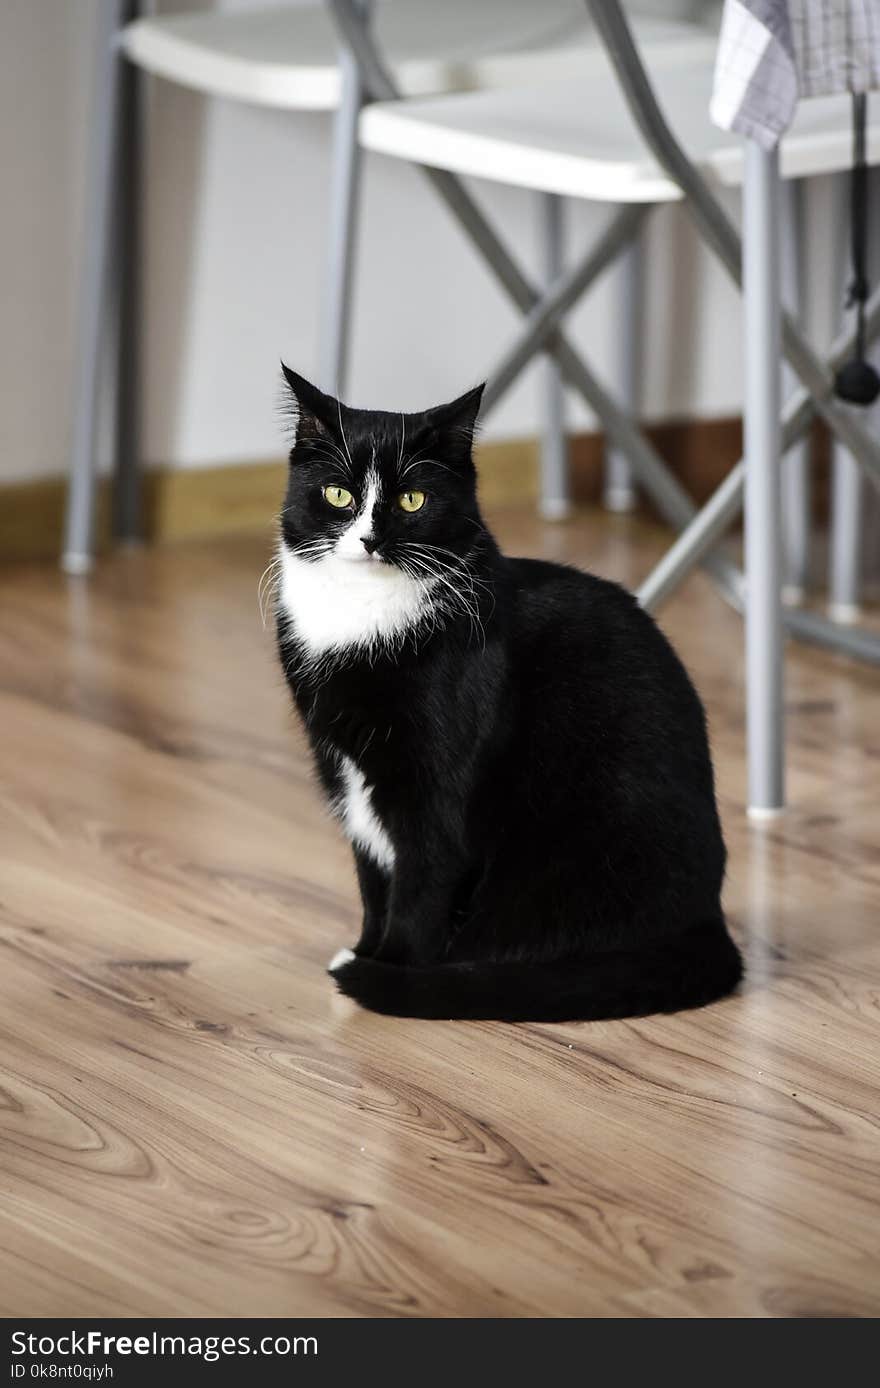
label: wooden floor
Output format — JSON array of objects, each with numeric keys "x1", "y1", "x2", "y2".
[{"x1": 1, "y1": 506, "x2": 879, "y2": 1319}]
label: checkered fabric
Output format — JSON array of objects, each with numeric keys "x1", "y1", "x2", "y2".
[{"x1": 711, "y1": 0, "x2": 880, "y2": 148}]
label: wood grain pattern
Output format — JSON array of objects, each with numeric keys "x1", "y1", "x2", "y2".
[{"x1": 1, "y1": 506, "x2": 879, "y2": 1318}]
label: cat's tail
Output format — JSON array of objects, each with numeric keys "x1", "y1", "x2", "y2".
[{"x1": 327, "y1": 920, "x2": 742, "y2": 1022}]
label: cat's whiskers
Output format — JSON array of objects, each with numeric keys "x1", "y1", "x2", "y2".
[
  {"x1": 394, "y1": 559, "x2": 447, "y2": 643},
  {"x1": 305, "y1": 444, "x2": 355, "y2": 483},
  {"x1": 398, "y1": 547, "x2": 487, "y2": 650},
  {"x1": 432, "y1": 563, "x2": 488, "y2": 649},
  {"x1": 397, "y1": 443, "x2": 438, "y2": 481},
  {"x1": 406, "y1": 541, "x2": 495, "y2": 604},
  {"x1": 407, "y1": 540, "x2": 490, "y2": 582},
  {"x1": 336, "y1": 398, "x2": 356, "y2": 474},
  {"x1": 400, "y1": 456, "x2": 463, "y2": 481},
  {"x1": 400, "y1": 559, "x2": 448, "y2": 642},
  {"x1": 397, "y1": 413, "x2": 406, "y2": 476},
  {"x1": 257, "y1": 553, "x2": 286, "y2": 628},
  {"x1": 267, "y1": 536, "x2": 335, "y2": 631}
]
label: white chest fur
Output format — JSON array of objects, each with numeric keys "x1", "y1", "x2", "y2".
[
  {"x1": 278, "y1": 543, "x2": 432, "y2": 658},
  {"x1": 334, "y1": 753, "x2": 395, "y2": 870}
]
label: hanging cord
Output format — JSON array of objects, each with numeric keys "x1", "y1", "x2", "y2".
[{"x1": 835, "y1": 92, "x2": 880, "y2": 405}]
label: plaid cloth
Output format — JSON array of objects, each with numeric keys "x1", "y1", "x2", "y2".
[{"x1": 711, "y1": 0, "x2": 880, "y2": 148}]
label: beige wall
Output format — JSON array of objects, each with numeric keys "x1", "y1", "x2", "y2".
[{"x1": 1, "y1": 1, "x2": 767, "y2": 486}]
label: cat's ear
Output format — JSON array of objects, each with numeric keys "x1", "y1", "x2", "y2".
[
  {"x1": 432, "y1": 383, "x2": 485, "y2": 435},
  {"x1": 425, "y1": 383, "x2": 485, "y2": 463},
  {"x1": 281, "y1": 364, "x2": 341, "y2": 449}
]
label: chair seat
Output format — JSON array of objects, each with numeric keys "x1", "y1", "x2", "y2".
[
  {"x1": 120, "y1": 0, "x2": 590, "y2": 111},
  {"x1": 360, "y1": 58, "x2": 880, "y2": 203}
]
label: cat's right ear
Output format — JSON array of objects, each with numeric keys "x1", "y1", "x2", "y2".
[{"x1": 281, "y1": 364, "x2": 339, "y2": 449}]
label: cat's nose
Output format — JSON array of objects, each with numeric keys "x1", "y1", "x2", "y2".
[{"x1": 361, "y1": 535, "x2": 379, "y2": 555}]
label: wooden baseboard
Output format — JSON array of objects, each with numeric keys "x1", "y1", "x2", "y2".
[
  {"x1": 0, "y1": 416, "x2": 830, "y2": 564},
  {"x1": 0, "y1": 463, "x2": 290, "y2": 564}
]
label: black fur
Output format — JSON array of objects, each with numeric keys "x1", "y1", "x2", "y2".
[{"x1": 276, "y1": 368, "x2": 742, "y2": 1022}]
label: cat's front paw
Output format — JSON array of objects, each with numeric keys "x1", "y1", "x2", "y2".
[{"x1": 327, "y1": 947, "x2": 356, "y2": 974}]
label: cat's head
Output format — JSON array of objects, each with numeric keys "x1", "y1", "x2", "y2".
[{"x1": 279, "y1": 366, "x2": 485, "y2": 577}]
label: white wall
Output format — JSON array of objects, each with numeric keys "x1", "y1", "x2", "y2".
[
  {"x1": 0, "y1": 0, "x2": 748, "y2": 485},
  {"x1": 0, "y1": 1, "x2": 97, "y2": 483}
]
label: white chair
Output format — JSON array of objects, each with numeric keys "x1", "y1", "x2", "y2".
[
  {"x1": 64, "y1": 0, "x2": 717, "y2": 570},
  {"x1": 336, "y1": 0, "x2": 880, "y2": 813}
]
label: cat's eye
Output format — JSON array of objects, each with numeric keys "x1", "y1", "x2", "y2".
[
  {"x1": 397, "y1": 489, "x2": 426, "y2": 513},
  {"x1": 323, "y1": 484, "x2": 353, "y2": 509}
]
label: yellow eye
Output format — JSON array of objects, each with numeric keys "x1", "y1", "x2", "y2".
[
  {"x1": 323, "y1": 484, "x2": 353, "y2": 509},
  {"x1": 397, "y1": 489, "x2": 425, "y2": 513}
]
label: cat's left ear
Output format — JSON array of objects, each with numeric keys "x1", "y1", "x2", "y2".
[{"x1": 425, "y1": 383, "x2": 485, "y2": 463}]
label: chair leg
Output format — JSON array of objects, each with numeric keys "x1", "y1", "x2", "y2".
[
  {"x1": 112, "y1": 34, "x2": 144, "y2": 544},
  {"x1": 780, "y1": 178, "x2": 811, "y2": 603},
  {"x1": 828, "y1": 168, "x2": 880, "y2": 622},
  {"x1": 743, "y1": 143, "x2": 785, "y2": 819},
  {"x1": 320, "y1": 0, "x2": 373, "y2": 396},
  {"x1": 603, "y1": 230, "x2": 642, "y2": 513},
  {"x1": 829, "y1": 444, "x2": 865, "y2": 622},
  {"x1": 538, "y1": 193, "x2": 570, "y2": 520},
  {"x1": 63, "y1": 0, "x2": 127, "y2": 573}
]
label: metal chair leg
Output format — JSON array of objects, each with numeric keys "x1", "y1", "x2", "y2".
[
  {"x1": 743, "y1": 144, "x2": 784, "y2": 819},
  {"x1": 828, "y1": 168, "x2": 880, "y2": 622},
  {"x1": 604, "y1": 231, "x2": 642, "y2": 513},
  {"x1": 828, "y1": 442, "x2": 865, "y2": 623},
  {"x1": 539, "y1": 193, "x2": 571, "y2": 520},
  {"x1": 780, "y1": 178, "x2": 811, "y2": 602},
  {"x1": 63, "y1": 0, "x2": 128, "y2": 573},
  {"x1": 320, "y1": 0, "x2": 373, "y2": 396},
  {"x1": 113, "y1": 33, "x2": 144, "y2": 544}
]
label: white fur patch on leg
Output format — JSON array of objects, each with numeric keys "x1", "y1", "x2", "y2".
[
  {"x1": 336, "y1": 755, "x2": 396, "y2": 870},
  {"x1": 328, "y1": 947, "x2": 356, "y2": 973}
]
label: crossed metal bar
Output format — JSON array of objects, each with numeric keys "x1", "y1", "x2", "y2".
[
  {"x1": 328, "y1": 0, "x2": 880, "y2": 667},
  {"x1": 639, "y1": 287, "x2": 880, "y2": 610}
]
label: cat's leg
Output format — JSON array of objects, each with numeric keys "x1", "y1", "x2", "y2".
[
  {"x1": 352, "y1": 849, "x2": 390, "y2": 958},
  {"x1": 373, "y1": 850, "x2": 463, "y2": 967}
]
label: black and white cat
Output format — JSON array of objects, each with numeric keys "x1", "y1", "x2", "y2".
[{"x1": 275, "y1": 367, "x2": 742, "y2": 1021}]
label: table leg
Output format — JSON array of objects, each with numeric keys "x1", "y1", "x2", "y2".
[
  {"x1": 743, "y1": 142, "x2": 784, "y2": 819},
  {"x1": 538, "y1": 193, "x2": 570, "y2": 520}
]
